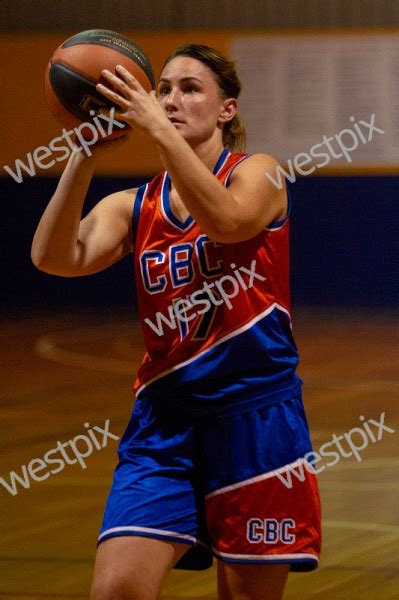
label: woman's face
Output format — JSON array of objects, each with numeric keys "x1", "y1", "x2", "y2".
[{"x1": 157, "y1": 56, "x2": 233, "y2": 146}]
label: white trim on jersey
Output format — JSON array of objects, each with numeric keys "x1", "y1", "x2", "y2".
[
  {"x1": 159, "y1": 149, "x2": 232, "y2": 232},
  {"x1": 136, "y1": 302, "x2": 292, "y2": 398},
  {"x1": 131, "y1": 182, "x2": 149, "y2": 254},
  {"x1": 215, "y1": 150, "x2": 231, "y2": 176},
  {"x1": 159, "y1": 171, "x2": 187, "y2": 232},
  {"x1": 223, "y1": 154, "x2": 250, "y2": 187}
]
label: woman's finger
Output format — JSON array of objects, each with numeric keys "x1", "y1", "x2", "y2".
[
  {"x1": 115, "y1": 64, "x2": 146, "y2": 91},
  {"x1": 99, "y1": 69, "x2": 134, "y2": 99},
  {"x1": 96, "y1": 82, "x2": 131, "y2": 111},
  {"x1": 111, "y1": 111, "x2": 130, "y2": 124}
]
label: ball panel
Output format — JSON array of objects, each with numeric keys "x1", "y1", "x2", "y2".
[
  {"x1": 51, "y1": 44, "x2": 153, "y2": 92},
  {"x1": 60, "y1": 29, "x2": 155, "y2": 88},
  {"x1": 49, "y1": 62, "x2": 113, "y2": 122},
  {"x1": 44, "y1": 62, "x2": 129, "y2": 141},
  {"x1": 44, "y1": 62, "x2": 83, "y2": 131}
]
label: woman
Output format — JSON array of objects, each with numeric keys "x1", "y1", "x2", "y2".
[{"x1": 32, "y1": 44, "x2": 321, "y2": 600}]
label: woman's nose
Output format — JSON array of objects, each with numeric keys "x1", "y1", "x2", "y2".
[{"x1": 165, "y1": 88, "x2": 179, "y2": 109}]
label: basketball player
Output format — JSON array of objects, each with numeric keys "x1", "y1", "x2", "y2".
[{"x1": 31, "y1": 44, "x2": 321, "y2": 600}]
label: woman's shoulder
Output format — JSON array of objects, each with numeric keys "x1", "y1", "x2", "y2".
[
  {"x1": 229, "y1": 152, "x2": 282, "y2": 183},
  {"x1": 235, "y1": 151, "x2": 281, "y2": 168}
]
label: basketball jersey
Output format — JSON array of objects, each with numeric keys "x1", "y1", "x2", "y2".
[{"x1": 131, "y1": 148, "x2": 301, "y2": 415}]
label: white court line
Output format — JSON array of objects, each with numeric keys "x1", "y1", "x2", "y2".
[
  {"x1": 34, "y1": 333, "x2": 133, "y2": 374},
  {"x1": 35, "y1": 330, "x2": 399, "y2": 393},
  {"x1": 305, "y1": 379, "x2": 399, "y2": 391},
  {"x1": 323, "y1": 520, "x2": 399, "y2": 535},
  {"x1": 320, "y1": 481, "x2": 399, "y2": 492},
  {"x1": 319, "y1": 456, "x2": 399, "y2": 472}
]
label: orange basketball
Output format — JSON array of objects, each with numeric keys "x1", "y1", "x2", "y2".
[{"x1": 44, "y1": 29, "x2": 155, "y2": 140}]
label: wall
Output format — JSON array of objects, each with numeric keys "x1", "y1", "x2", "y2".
[
  {"x1": 2, "y1": 174, "x2": 397, "y2": 316},
  {"x1": 1, "y1": 28, "x2": 397, "y2": 314},
  {"x1": 2, "y1": 0, "x2": 399, "y2": 32}
]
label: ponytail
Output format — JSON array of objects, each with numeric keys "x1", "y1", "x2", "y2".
[{"x1": 223, "y1": 113, "x2": 247, "y2": 152}]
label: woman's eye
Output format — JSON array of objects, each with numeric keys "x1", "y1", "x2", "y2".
[{"x1": 158, "y1": 88, "x2": 169, "y2": 96}]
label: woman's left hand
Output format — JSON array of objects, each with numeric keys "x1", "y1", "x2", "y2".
[{"x1": 96, "y1": 65, "x2": 171, "y2": 136}]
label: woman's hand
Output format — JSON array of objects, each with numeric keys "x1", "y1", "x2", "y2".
[{"x1": 96, "y1": 65, "x2": 172, "y2": 137}]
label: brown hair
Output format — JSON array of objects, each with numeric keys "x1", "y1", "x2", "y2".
[{"x1": 162, "y1": 44, "x2": 247, "y2": 152}]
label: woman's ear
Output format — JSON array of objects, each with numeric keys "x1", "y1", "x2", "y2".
[{"x1": 219, "y1": 98, "x2": 237, "y2": 124}]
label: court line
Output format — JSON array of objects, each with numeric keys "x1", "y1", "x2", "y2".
[
  {"x1": 319, "y1": 456, "x2": 399, "y2": 472},
  {"x1": 35, "y1": 330, "x2": 399, "y2": 392},
  {"x1": 0, "y1": 415, "x2": 127, "y2": 452},
  {"x1": 322, "y1": 564, "x2": 399, "y2": 574},
  {"x1": 35, "y1": 334, "x2": 133, "y2": 374},
  {"x1": 320, "y1": 481, "x2": 399, "y2": 492},
  {"x1": 0, "y1": 556, "x2": 91, "y2": 564},
  {"x1": 323, "y1": 519, "x2": 399, "y2": 534},
  {"x1": 25, "y1": 476, "x2": 112, "y2": 487},
  {"x1": 305, "y1": 380, "x2": 399, "y2": 391},
  {"x1": 0, "y1": 594, "x2": 87, "y2": 598}
]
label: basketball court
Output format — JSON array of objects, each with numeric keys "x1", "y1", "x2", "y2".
[
  {"x1": 1, "y1": 3, "x2": 398, "y2": 598},
  {"x1": 1, "y1": 308, "x2": 398, "y2": 599}
]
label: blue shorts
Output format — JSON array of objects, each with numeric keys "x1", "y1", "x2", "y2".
[{"x1": 98, "y1": 392, "x2": 321, "y2": 571}]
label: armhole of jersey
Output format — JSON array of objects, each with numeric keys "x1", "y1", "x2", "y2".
[
  {"x1": 266, "y1": 186, "x2": 292, "y2": 231},
  {"x1": 224, "y1": 154, "x2": 291, "y2": 231},
  {"x1": 131, "y1": 184, "x2": 148, "y2": 252},
  {"x1": 224, "y1": 154, "x2": 250, "y2": 187}
]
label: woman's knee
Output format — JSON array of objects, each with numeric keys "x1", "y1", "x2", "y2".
[
  {"x1": 90, "y1": 574, "x2": 157, "y2": 600},
  {"x1": 90, "y1": 536, "x2": 189, "y2": 600},
  {"x1": 217, "y1": 561, "x2": 290, "y2": 600}
]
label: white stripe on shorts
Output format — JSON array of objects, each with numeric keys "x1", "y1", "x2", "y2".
[
  {"x1": 98, "y1": 525, "x2": 209, "y2": 548},
  {"x1": 205, "y1": 458, "x2": 307, "y2": 499},
  {"x1": 213, "y1": 548, "x2": 319, "y2": 563}
]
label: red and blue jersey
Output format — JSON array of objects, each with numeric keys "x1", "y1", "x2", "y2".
[
  {"x1": 131, "y1": 148, "x2": 301, "y2": 414},
  {"x1": 99, "y1": 149, "x2": 321, "y2": 570}
]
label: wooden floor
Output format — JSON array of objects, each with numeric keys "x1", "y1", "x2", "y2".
[{"x1": 1, "y1": 308, "x2": 398, "y2": 599}]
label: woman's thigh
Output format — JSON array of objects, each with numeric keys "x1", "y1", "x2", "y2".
[{"x1": 90, "y1": 535, "x2": 189, "y2": 600}]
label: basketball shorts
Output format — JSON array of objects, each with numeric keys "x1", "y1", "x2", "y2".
[{"x1": 98, "y1": 391, "x2": 321, "y2": 571}]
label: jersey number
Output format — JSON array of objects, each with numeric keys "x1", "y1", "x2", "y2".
[{"x1": 174, "y1": 290, "x2": 221, "y2": 342}]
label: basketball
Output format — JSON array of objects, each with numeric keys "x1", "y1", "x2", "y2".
[{"x1": 44, "y1": 29, "x2": 155, "y2": 139}]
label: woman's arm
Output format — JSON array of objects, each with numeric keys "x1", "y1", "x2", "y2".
[
  {"x1": 153, "y1": 139, "x2": 287, "y2": 243},
  {"x1": 96, "y1": 65, "x2": 286, "y2": 244},
  {"x1": 31, "y1": 140, "x2": 136, "y2": 277}
]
